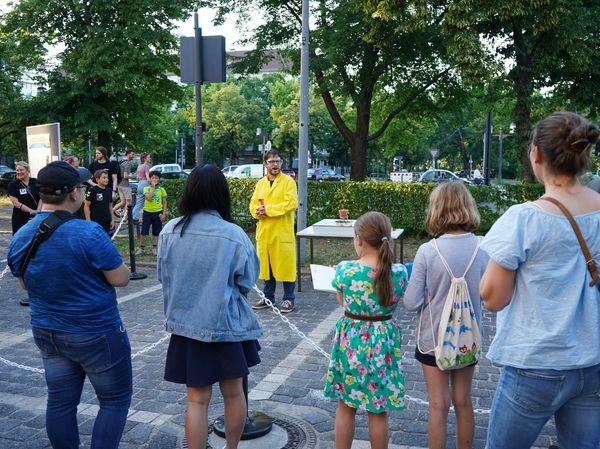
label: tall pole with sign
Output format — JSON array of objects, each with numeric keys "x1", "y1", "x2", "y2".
[
  {"x1": 180, "y1": 16, "x2": 226, "y2": 167},
  {"x1": 194, "y1": 12, "x2": 203, "y2": 166},
  {"x1": 297, "y1": 0, "x2": 310, "y2": 263}
]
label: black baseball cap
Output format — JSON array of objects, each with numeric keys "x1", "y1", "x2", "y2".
[{"x1": 37, "y1": 161, "x2": 92, "y2": 195}]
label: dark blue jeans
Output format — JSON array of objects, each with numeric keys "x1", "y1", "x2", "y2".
[
  {"x1": 263, "y1": 263, "x2": 295, "y2": 303},
  {"x1": 486, "y1": 364, "x2": 600, "y2": 449},
  {"x1": 32, "y1": 326, "x2": 133, "y2": 449}
]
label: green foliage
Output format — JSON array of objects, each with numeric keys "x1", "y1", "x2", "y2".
[
  {"x1": 2, "y1": 0, "x2": 197, "y2": 152},
  {"x1": 183, "y1": 81, "x2": 265, "y2": 166},
  {"x1": 163, "y1": 178, "x2": 544, "y2": 235},
  {"x1": 209, "y1": 0, "x2": 452, "y2": 180}
]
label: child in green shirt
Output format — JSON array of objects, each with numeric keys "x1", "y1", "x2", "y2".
[{"x1": 137, "y1": 171, "x2": 167, "y2": 255}]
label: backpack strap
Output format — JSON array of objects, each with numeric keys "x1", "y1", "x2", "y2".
[
  {"x1": 539, "y1": 196, "x2": 599, "y2": 288},
  {"x1": 431, "y1": 236, "x2": 480, "y2": 279},
  {"x1": 19, "y1": 210, "x2": 76, "y2": 278}
]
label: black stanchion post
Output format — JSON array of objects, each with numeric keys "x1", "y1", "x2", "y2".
[
  {"x1": 127, "y1": 204, "x2": 147, "y2": 280},
  {"x1": 212, "y1": 375, "x2": 273, "y2": 440}
]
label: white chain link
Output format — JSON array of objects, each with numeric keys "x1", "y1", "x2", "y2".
[
  {"x1": 0, "y1": 332, "x2": 171, "y2": 374},
  {"x1": 0, "y1": 212, "x2": 126, "y2": 283},
  {"x1": 111, "y1": 211, "x2": 128, "y2": 240},
  {"x1": 252, "y1": 284, "x2": 332, "y2": 360},
  {"x1": 251, "y1": 284, "x2": 492, "y2": 414},
  {"x1": 0, "y1": 355, "x2": 45, "y2": 374},
  {"x1": 131, "y1": 333, "x2": 170, "y2": 359},
  {"x1": 0, "y1": 273, "x2": 491, "y2": 414},
  {"x1": 0, "y1": 264, "x2": 9, "y2": 282}
]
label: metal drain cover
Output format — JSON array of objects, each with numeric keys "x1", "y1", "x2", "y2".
[{"x1": 179, "y1": 412, "x2": 318, "y2": 449}]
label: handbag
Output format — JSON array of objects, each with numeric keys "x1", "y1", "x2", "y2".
[{"x1": 539, "y1": 196, "x2": 600, "y2": 290}]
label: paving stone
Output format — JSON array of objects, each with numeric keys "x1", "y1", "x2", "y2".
[
  {"x1": 0, "y1": 224, "x2": 564, "y2": 449},
  {"x1": 121, "y1": 422, "x2": 154, "y2": 445}
]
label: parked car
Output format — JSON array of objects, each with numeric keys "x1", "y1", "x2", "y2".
[
  {"x1": 312, "y1": 167, "x2": 345, "y2": 181},
  {"x1": 221, "y1": 165, "x2": 239, "y2": 177},
  {"x1": 0, "y1": 165, "x2": 13, "y2": 175},
  {"x1": 0, "y1": 170, "x2": 16, "y2": 196},
  {"x1": 418, "y1": 169, "x2": 471, "y2": 184},
  {"x1": 229, "y1": 164, "x2": 265, "y2": 179},
  {"x1": 149, "y1": 163, "x2": 182, "y2": 174},
  {"x1": 307, "y1": 168, "x2": 315, "y2": 179},
  {"x1": 282, "y1": 168, "x2": 297, "y2": 180}
]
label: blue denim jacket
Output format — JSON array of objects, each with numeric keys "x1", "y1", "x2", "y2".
[{"x1": 158, "y1": 210, "x2": 263, "y2": 342}]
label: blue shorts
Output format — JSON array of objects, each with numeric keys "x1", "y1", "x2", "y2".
[{"x1": 141, "y1": 211, "x2": 162, "y2": 236}]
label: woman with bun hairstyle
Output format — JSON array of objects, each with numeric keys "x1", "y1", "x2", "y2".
[{"x1": 480, "y1": 112, "x2": 600, "y2": 449}]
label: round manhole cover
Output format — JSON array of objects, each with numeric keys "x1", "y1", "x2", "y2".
[{"x1": 179, "y1": 412, "x2": 318, "y2": 449}]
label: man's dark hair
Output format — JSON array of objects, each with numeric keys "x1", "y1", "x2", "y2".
[
  {"x1": 175, "y1": 165, "x2": 234, "y2": 235},
  {"x1": 264, "y1": 149, "x2": 281, "y2": 162},
  {"x1": 40, "y1": 192, "x2": 69, "y2": 205},
  {"x1": 149, "y1": 170, "x2": 161, "y2": 179},
  {"x1": 125, "y1": 149, "x2": 134, "y2": 156}
]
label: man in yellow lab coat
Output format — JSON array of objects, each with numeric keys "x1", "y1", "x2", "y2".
[{"x1": 249, "y1": 149, "x2": 298, "y2": 313}]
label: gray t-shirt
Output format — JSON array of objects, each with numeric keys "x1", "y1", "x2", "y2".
[
  {"x1": 403, "y1": 233, "x2": 489, "y2": 355},
  {"x1": 119, "y1": 160, "x2": 131, "y2": 187}
]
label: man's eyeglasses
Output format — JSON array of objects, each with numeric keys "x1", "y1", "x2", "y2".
[{"x1": 266, "y1": 159, "x2": 282, "y2": 165}]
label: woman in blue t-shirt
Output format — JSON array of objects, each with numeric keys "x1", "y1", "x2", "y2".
[{"x1": 480, "y1": 112, "x2": 600, "y2": 449}]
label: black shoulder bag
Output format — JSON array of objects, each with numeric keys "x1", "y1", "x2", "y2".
[{"x1": 19, "y1": 210, "x2": 76, "y2": 277}]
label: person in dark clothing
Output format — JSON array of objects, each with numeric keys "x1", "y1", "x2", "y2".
[
  {"x1": 89, "y1": 146, "x2": 118, "y2": 197},
  {"x1": 8, "y1": 161, "x2": 40, "y2": 235},
  {"x1": 84, "y1": 169, "x2": 114, "y2": 234}
]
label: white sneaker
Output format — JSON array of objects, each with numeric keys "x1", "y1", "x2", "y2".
[{"x1": 135, "y1": 247, "x2": 145, "y2": 256}]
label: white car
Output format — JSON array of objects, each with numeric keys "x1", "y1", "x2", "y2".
[
  {"x1": 229, "y1": 164, "x2": 265, "y2": 179},
  {"x1": 222, "y1": 165, "x2": 239, "y2": 177},
  {"x1": 149, "y1": 163, "x2": 182, "y2": 174},
  {"x1": 418, "y1": 169, "x2": 471, "y2": 184}
]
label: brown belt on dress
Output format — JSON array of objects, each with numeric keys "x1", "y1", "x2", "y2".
[{"x1": 344, "y1": 311, "x2": 392, "y2": 322}]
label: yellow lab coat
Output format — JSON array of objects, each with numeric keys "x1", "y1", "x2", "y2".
[{"x1": 249, "y1": 173, "x2": 298, "y2": 282}]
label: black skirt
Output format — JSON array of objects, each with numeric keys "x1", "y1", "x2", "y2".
[{"x1": 164, "y1": 334, "x2": 261, "y2": 388}]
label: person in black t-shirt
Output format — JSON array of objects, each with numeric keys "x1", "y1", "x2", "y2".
[
  {"x1": 89, "y1": 146, "x2": 118, "y2": 198},
  {"x1": 8, "y1": 161, "x2": 40, "y2": 234},
  {"x1": 84, "y1": 169, "x2": 114, "y2": 233}
]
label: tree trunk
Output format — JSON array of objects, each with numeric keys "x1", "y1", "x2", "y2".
[
  {"x1": 97, "y1": 129, "x2": 111, "y2": 152},
  {"x1": 349, "y1": 99, "x2": 371, "y2": 181},
  {"x1": 349, "y1": 135, "x2": 368, "y2": 181},
  {"x1": 511, "y1": 21, "x2": 535, "y2": 182}
]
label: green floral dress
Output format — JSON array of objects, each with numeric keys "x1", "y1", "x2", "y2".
[{"x1": 324, "y1": 261, "x2": 408, "y2": 413}]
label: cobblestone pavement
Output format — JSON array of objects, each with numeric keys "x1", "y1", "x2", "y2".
[{"x1": 0, "y1": 205, "x2": 560, "y2": 449}]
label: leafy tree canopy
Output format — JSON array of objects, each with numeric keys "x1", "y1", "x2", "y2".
[{"x1": 2, "y1": 0, "x2": 198, "y2": 154}]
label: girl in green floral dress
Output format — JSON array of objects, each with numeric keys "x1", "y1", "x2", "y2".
[{"x1": 324, "y1": 211, "x2": 408, "y2": 449}]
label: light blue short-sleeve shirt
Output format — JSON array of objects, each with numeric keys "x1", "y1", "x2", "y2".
[{"x1": 481, "y1": 203, "x2": 600, "y2": 369}]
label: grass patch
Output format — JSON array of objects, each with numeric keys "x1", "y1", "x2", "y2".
[{"x1": 0, "y1": 196, "x2": 12, "y2": 206}]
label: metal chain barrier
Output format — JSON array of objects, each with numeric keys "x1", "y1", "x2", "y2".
[
  {"x1": 251, "y1": 284, "x2": 491, "y2": 414},
  {"x1": 252, "y1": 284, "x2": 332, "y2": 360},
  {"x1": 0, "y1": 212, "x2": 126, "y2": 282},
  {"x1": 111, "y1": 211, "x2": 127, "y2": 240},
  {"x1": 0, "y1": 355, "x2": 45, "y2": 374},
  {"x1": 0, "y1": 263, "x2": 491, "y2": 414},
  {"x1": 131, "y1": 334, "x2": 170, "y2": 359},
  {"x1": 0, "y1": 264, "x2": 9, "y2": 282},
  {"x1": 0, "y1": 332, "x2": 172, "y2": 374}
]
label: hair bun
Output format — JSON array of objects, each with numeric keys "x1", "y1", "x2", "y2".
[{"x1": 567, "y1": 124, "x2": 599, "y2": 154}]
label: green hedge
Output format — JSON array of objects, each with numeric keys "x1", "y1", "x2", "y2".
[{"x1": 160, "y1": 179, "x2": 544, "y2": 236}]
